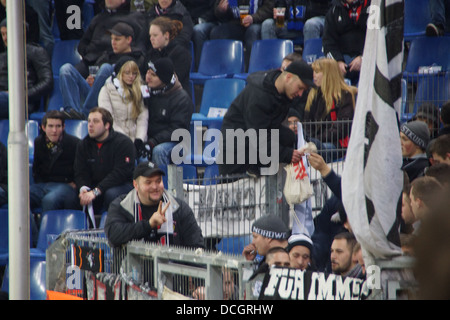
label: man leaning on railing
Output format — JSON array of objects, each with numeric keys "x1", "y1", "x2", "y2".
[{"x1": 104, "y1": 160, "x2": 205, "y2": 248}]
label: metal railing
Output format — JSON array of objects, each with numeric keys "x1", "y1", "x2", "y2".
[{"x1": 46, "y1": 230, "x2": 253, "y2": 300}]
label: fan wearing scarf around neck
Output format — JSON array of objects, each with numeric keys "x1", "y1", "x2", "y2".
[
  {"x1": 137, "y1": 57, "x2": 194, "y2": 167},
  {"x1": 98, "y1": 56, "x2": 149, "y2": 156},
  {"x1": 104, "y1": 160, "x2": 205, "y2": 248}
]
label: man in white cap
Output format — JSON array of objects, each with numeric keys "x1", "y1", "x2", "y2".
[{"x1": 287, "y1": 233, "x2": 315, "y2": 271}]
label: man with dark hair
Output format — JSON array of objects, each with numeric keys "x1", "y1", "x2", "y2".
[
  {"x1": 265, "y1": 246, "x2": 291, "y2": 268},
  {"x1": 105, "y1": 160, "x2": 205, "y2": 248},
  {"x1": 330, "y1": 232, "x2": 363, "y2": 278},
  {"x1": 30, "y1": 110, "x2": 80, "y2": 213},
  {"x1": 74, "y1": 107, "x2": 136, "y2": 227},
  {"x1": 60, "y1": 20, "x2": 146, "y2": 119},
  {"x1": 429, "y1": 134, "x2": 450, "y2": 165}
]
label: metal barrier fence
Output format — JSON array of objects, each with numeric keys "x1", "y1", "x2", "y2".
[
  {"x1": 402, "y1": 71, "x2": 449, "y2": 138},
  {"x1": 46, "y1": 230, "x2": 253, "y2": 300}
]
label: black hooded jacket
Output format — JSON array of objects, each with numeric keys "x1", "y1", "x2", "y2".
[{"x1": 219, "y1": 69, "x2": 297, "y2": 175}]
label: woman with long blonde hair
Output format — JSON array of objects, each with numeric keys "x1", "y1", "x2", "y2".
[
  {"x1": 304, "y1": 58, "x2": 358, "y2": 161},
  {"x1": 98, "y1": 57, "x2": 148, "y2": 144}
]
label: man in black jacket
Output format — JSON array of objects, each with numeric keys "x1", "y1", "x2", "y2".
[
  {"x1": 137, "y1": 58, "x2": 193, "y2": 168},
  {"x1": 105, "y1": 160, "x2": 205, "y2": 248},
  {"x1": 322, "y1": 0, "x2": 371, "y2": 84},
  {"x1": 59, "y1": 20, "x2": 146, "y2": 119},
  {"x1": 0, "y1": 19, "x2": 53, "y2": 118},
  {"x1": 74, "y1": 0, "x2": 146, "y2": 78},
  {"x1": 218, "y1": 60, "x2": 314, "y2": 177},
  {"x1": 30, "y1": 111, "x2": 80, "y2": 213},
  {"x1": 74, "y1": 107, "x2": 135, "y2": 227}
]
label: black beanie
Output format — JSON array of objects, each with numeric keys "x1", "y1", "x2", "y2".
[
  {"x1": 113, "y1": 56, "x2": 136, "y2": 77},
  {"x1": 252, "y1": 215, "x2": 289, "y2": 240},
  {"x1": 147, "y1": 58, "x2": 176, "y2": 86}
]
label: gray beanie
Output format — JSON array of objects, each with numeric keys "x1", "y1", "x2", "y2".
[
  {"x1": 252, "y1": 215, "x2": 289, "y2": 240},
  {"x1": 401, "y1": 121, "x2": 430, "y2": 150}
]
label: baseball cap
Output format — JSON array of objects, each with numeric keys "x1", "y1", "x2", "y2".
[
  {"x1": 284, "y1": 60, "x2": 315, "y2": 88},
  {"x1": 108, "y1": 21, "x2": 134, "y2": 38},
  {"x1": 133, "y1": 161, "x2": 165, "y2": 180}
]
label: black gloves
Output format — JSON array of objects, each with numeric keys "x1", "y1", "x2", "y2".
[{"x1": 134, "y1": 139, "x2": 152, "y2": 160}]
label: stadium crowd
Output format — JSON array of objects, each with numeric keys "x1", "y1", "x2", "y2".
[{"x1": 0, "y1": 0, "x2": 449, "y2": 300}]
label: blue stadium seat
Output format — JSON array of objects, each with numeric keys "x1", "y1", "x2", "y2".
[
  {"x1": 0, "y1": 120, "x2": 39, "y2": 164},
  {"x1": 216, "y1": 235, "x2": 252, "y2": 255},
  {"x1": 413, "y1": 72, "x2": 450, "y2": 110},
  {"x1": 1, "y1": 259, "x2": 47, "y2": 300},
  {"x1": 203, "y1": 164, "x2": 220, "y2": 185},
  {"x1": 403, "y1": 0, "x2": 431, "y2": 41},
  {"x1": 234, "y1": 39, "x2": 294, "y2": 80},
  {"x1": 0, "y1": 119, "x2": 8, "y2": 147},
  {"x1": 302, "y1": 37, "x2": 325, "y2": 61},
  {"x1": 191, "y1": 78, "x2": 246, "y2": 122},
  {"x1": 190, "y1": 40, "x2": 244, "y2": 85},
  {"x1": 51, "y1": 40, "x2": 81, "y2": 76},
  {"x1": 27, "y1": 120, "x2": 39, "y2": 164},
  {"x1": 0, "y1": 208, "x2": 8, "y2": 266},
  {"x1": 30, "y1": 209, "x2": 88, "y2": 259},
  {"x1": 99, "y1": 211, "x2": 108, "y2": 229},
  {"x1": 64, "y1": 119, "x2": 88, "y2": 139},
  {"x1": 403, "y1": 36, "x2": 450, "y2": 79}
]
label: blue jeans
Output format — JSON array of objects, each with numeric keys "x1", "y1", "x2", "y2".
[
  {"x1": 30, "y1": 182, "x2": 79, "y2": 212},
  {"x1": 94, "y1": 183, "x2": 134, "y2": 214},
  {"x1": 192, "y1": 22, "x2": 218, "y2": 71},
  {"x1": 152, "y1": 142, "x2": 177, "y2": 168},
  {"x1": 430, "y1": 0, "x2": 450, "y2": 31},
  {"x1": 59, "y1": 63, "x2": 113, "y2": 116},
  {"x1": 303, "y1": 16, "x2": 325, "y2": 41},
  {"x1": 261, "y1": 18, "x2": 303, "y2": 40}
]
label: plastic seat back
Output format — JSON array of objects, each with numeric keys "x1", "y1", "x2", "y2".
[
  {"x1": 197, "y1": 78, "x2": 246, "y2": 117},
  {"x1": 248, "y1": 39, "x2": 294, "y2": 73},
  {"x1": 404, "y1": 36, "x2": 450, "y2": 76},
  {"x1": 1, "y1": 260, "x2": 47, "y2": 300},
  {"x1": 36, "y1": 209, "x2": 87, "y2": 251},
  {"x1": 51, "y1": 40, "x2": 81, "y2": 76},
  {"x1": 64, "y1": 120, "x2": 88, "y2": 139},
  {"x1": 197, "y1": 40, "x2": 244, "y2": 76},
  {"x1": 404, "y1": 0, "x2": 431, "y2": 41},
  {"x1": 302, "y1": 38, "x2": 325, "y2": 61}
]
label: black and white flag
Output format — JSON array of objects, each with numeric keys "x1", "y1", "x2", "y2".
[{"x1": 341, "y1": 0, "x2": 404, "y2": 260}]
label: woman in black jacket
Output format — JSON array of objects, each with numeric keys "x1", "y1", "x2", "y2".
[{"x1": 146, "y1": 16, "x2": 192, "y2": 95}]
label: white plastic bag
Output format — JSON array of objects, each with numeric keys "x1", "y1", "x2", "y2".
[{"x1": 283, "y1": 159, "x2": 314, "y2": 206}]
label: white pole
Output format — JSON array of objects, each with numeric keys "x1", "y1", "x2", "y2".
[{"x1": 7, "y1": 0, "x2": 30, "y2": 300}]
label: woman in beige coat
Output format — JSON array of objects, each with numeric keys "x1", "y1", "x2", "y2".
[{"x1": 98, "y1": 57, "x2": 148, "y2": 143}]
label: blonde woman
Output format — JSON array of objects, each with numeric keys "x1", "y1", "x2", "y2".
[
  {"x1": 98, "y1": 57, "x2": 148, "y2": 146},
  {"x1": 304, "y1": 58, "x2": 358, "y2": 161}
]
